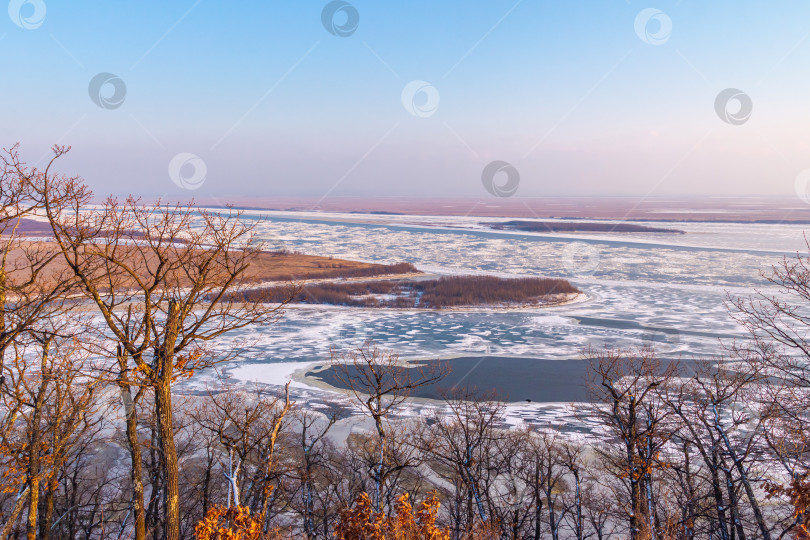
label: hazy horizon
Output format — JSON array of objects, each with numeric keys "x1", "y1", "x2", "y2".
[{"x1": 5, "y1": 1, "x2": 810, "y2": 203}]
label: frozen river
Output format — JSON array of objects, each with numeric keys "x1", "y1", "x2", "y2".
[{"x1": 210, "y1": 210, "x2": 805, "y2": 386}]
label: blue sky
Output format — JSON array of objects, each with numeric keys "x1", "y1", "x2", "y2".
[{"x1": 3, "y1": 1, "x2": 810, "y2": 200}]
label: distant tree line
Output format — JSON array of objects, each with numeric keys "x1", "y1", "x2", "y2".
[
  {"x1": 487, "y1": 221, "x2": 684, "y2": 234},
  {"x1": 1, "y1": 144, "x2": 810, "y2": 539}
]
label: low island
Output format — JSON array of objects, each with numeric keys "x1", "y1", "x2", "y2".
[
  {"x1": 231, "y1": 274, "x2": 580, "y2": 309},
  {"x1": 485, "y1": 220, "x2": 685, "y2": 234}
]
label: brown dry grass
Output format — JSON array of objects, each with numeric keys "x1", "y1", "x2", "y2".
[
  {"x1": 242, "y1": 252, "x2": 413, "y2": 283},
  {"x1": 2, "y1": 239, "x2": 411, "y2": 290}
]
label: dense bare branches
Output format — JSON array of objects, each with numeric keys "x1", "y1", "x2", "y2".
[
  {"x1": 0, "y1": 337, "x2": 101, "y2": 540},
  {"x1": 419, "y1": 388, "x2": 504, "y2": 536},
  {"x1": 333, "y1": 343, "x2": 446, "y2": 511},
  {"x1": 585, "y1": 348, "x2": 677, "y2": 540},
  {"x1": 0, "y1": 145, "x2": 79, "y2": 377},
  {"x1": 1, "y1": 145, "x2": 296, "y2": 540}
]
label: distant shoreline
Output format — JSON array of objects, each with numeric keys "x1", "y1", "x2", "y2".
[
  {"x1": 485, "y1": 220, "x2": 685, "y2": 234},
  {"x1": 184, "y1": 196, "x2": 810, "y2": 224}
]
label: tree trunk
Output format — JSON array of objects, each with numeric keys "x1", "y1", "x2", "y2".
[
  {"x1": 146, "y1": 422, "x2": 163, "y2": 540},
  {"x1": 546, "y1": 475, "x2": 558, "y2": 540},
  {"x1": 155, "y1": 300, "x2": 181, "y2": 540},
  {"x1": 26, "y1": 479, "x2": 40, "y2": 540},
  {"x1": 202, "y1": 449, "x2": 213, "y2": 518},
  {"x1": 155, "y1": 377, "x2": 179, "y2": 540},
  {"x1": 724, "y1": 468, "x2": 746, "y2": 540},
  {"x1": 27, "y1": 337, "x2": 51, "y2": 540},
  {"x1": 260, "y1": 382, "x2": 291, "y2": 525},
  {"x1": 710, "y1": 448, "x2": 731, "y2": 540},
  {"x1": 680, "y1": 444, "x2": 695, "y2": 540},
  {"x1": 121, "y1": 381, "x2": 146, "y2": 540},
  {"x1": 25, "y1": 462, "x2": 39, "y2": 540},
  {"x1": 373, "y1": 411, "x2": 386, "y2": 511},
  {"x1": 303, "y1": 463, "x2": 312, "y2": 540},
  {"x1": 645, "y1": 416, "x2": 657, "y2": 540},
  {"x1": 621, "y1": 397, "x2": 642, "y2": 540},
  {"x1": 533, "y1": 469, "x2": 542, "y2": 540},
  {"x1": 0, "y1": 270, "x2": 6, "y2": 377},
  {"x1": 39, "y1": 473, "x2": 58, "y2": 540},
  {"x1": 302, "y1": 430, "x2": 314, "y2": 540},
  {"x1": 0, "y1": 486, "x2": 30, "y2": 540},
  {"x1": 573, "y1": 469, "x2": 583, "y2": 540},
  {"x1": 713, "y1": 404, "x2": 770, "y2": 540},
  {"x1": 65, "y1": 470, "x2": 78, "y2": 540}
]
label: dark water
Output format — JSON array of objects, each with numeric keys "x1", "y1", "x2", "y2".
[{"x1": 306, "y1": 356, "x2": 704, "y2": 403}]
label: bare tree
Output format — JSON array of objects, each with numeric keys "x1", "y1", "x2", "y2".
[
  {"x1": 493, "y1": 428, "x2": 536, "y2": 540},
  {"x1": 558, "y1": 438, "x2": 586, "y2": 540},
  {"x1": 586, "y1": 347, "x2": 676, "y2": 540},
  {"x1": 419, "y1": 388, "x2": 503, "y2": 537},
  {"x1": 0, "y1": 334, "x2": 101, "y2": 540},
  {"x1": 190, "y1": 381, "x2": 293, "y2": 525},
  {"x1": 288, "y1": 407, "x2": 339, "y2": 539},
  {"x1": 729, "y1": 243, "x2": 810, "y2": 535},
  {"x1": 662, "y1": 359, "x2": 770, "y2": 539},
  {"x1": 580, "y1": 465, "x2": 620, "y2": 540},
  {"x1": 333, "y1": 342, "x2": 445, "y2": 511},
  {"x1": 6, "y1": 145, "x2": 294, "y2": 540},
  {"x1": 519, "y1": 429, "x2": 569, "y2": 540},
  {"x1": 0, "y1": 145, "x2": 80, "y2": 384}
]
